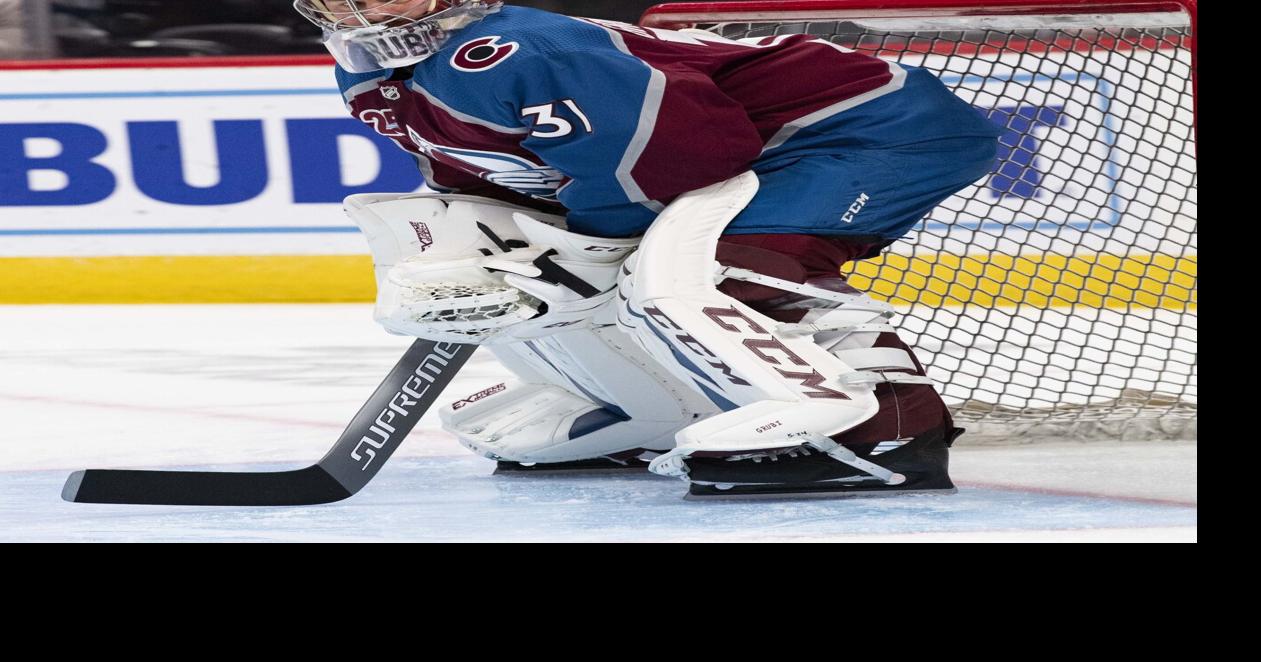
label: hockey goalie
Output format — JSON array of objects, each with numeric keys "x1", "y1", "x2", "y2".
[{"x1": 296, "y1": 0, "x2": 1001, "y2": 498}]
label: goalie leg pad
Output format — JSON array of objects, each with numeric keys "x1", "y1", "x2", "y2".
[
  {"x1": 692, "y1": 240, "x2": 962, "y2": 499},
  {"x1": 617, "y1": 174, "x2": 880, "y2": 462},
  {"x1": 443, "y1": 380, "x2": 643, "y2": 462},
  {"x1": 716, "y1": 233, "x2": 957, "y2": 453},
  {"x1": 440, "y1": 325, "x2": 719, "y2": 465},
  {"x1": 617, "y1": 173, "x2": 958, "y2": 498}
]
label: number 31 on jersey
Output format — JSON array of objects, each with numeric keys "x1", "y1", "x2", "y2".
[{"x1": 522, "y1": 100, "x2": 594, "y2": 139}]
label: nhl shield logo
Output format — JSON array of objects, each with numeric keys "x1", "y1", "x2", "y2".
[{"x1": 382, "y1": 86, "x2": 401, "y2": 101}]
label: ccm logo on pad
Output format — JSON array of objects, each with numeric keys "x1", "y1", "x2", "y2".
[{"x1": 703, "y1": 307, "x2": 852, "y2": 401}]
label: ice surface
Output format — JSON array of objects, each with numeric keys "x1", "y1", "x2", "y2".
[
  {"x1": 0, "y1": 305, "x2": 1196, "y2": 542},
  {"x1": 1, "y1": 457, "x2": 1197, "y2": 542}
]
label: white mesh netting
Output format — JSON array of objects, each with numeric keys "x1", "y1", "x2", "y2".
[{"x1": 645, "y1": 4, "x2": 1197, "y2": 441}]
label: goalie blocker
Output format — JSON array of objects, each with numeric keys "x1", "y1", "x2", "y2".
[{"x1": 346, "y1": 191, "x2": 721, "y2": 471}]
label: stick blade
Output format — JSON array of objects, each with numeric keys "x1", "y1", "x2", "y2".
[
  {"x1": 60, "y1": 340, "x2": 476, "y2": 507},
  {"x1": 63, "y1": 466, "x2": 352, "y2": 507}
]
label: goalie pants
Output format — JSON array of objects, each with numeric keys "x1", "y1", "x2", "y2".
[
  {"x1": 716, "y1": 233, "x2": 955, "y2": 449},
  {"x1": 725, "y1": 68, "x2": 1002, "y2": 241},
  {"x1": 725, "y1": 134, "x2": 999, "y2": 242}
]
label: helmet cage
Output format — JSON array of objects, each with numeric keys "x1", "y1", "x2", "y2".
[{"x1": 294, "y1": 0, "x2": 503, "y2": 72}]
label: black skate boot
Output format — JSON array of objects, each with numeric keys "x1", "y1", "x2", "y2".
[{"x1": 682, "y1": 425, "x2": 963, "y2": 500}]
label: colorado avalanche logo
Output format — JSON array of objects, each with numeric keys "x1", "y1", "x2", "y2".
[
  {"x1": 450, "y1": 36, "x2": 519, "y2": 72},
  {"x1": 406, "y1": 125, "x2": 567, "y2": 201}
]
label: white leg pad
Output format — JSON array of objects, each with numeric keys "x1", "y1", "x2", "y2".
[
  {"x1": 614, "y1": 173, "x2": 882, "y2": 477},
  {"x1": 444, "y1": 381, "x2": 688, "y2": 464},
  {"x1": 439, "y1": 326, "x2": 719, "y2": 463}
]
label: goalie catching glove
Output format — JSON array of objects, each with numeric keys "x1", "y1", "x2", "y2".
[{"x1": 345, "y1": 193, "x2": 638, "y2": 345}]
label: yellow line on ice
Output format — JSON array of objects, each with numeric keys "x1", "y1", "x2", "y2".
[
  {"x1": 0, "y1": 253, "x2": 1196, "y2": 308},
  {"x1": 844, "y1": 253, "x2": 1197, "y2": 310}
]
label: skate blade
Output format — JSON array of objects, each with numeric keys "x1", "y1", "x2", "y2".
[
  {"x1": 493, "y1": 458, "x2": 652, "y2": 476},
  {"x1": 685, "y1": 484, "x2": 958, "y2": 502}
]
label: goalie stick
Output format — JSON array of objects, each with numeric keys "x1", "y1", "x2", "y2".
[{"x1": 62, "y1": 340, "x2": 476, "y2": 507}]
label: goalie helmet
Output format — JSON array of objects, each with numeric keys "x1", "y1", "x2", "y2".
[{"x1": 293, "y1": 0, "x2": 503, "y2": 73}]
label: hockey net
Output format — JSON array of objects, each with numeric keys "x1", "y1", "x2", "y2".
[{"x1": 641, "y1": 0, "x2": 1197, "y2": 441}]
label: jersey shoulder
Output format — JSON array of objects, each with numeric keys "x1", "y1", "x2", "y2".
[
  {"x1": 407, "y1": 7, "x2": 637, "y2": 124},
  {"x1": 430, "y1": 6, "x2": 630, "y2": 74},
  {"x1": 334, "y1": 7, "x2": 631, "y2": 97},
  {"x1": 334, "y1": 65, "x2": 390, "y2": 101}
]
